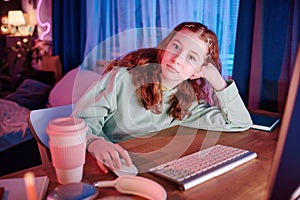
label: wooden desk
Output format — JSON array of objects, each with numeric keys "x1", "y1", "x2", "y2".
[{"x1": 1, "y1": 126, "x2": 279, "y2": 200}]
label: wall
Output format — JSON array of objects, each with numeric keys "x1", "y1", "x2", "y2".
[
  {"x1": 0, "y1": 0, "x2": 22, "y2": 16},
  {"x1": 0, "y1": 0, "x2": 52, "y2": 40},
  {"x1": 22, "y1": 0, "x2": 52, "y2": 41}
]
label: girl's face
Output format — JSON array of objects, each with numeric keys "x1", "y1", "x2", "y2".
[{"x1": 160, "y1": 29, "x2": 208, "y2": 89}]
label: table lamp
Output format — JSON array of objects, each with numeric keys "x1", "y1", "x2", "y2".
[{"x1": 8, "y1": 10, "x2": 26, "y2": 36}]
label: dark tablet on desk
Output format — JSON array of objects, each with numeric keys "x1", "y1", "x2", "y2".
[{"x1": 250, "y1": 113, "x2": 280, "y2": 132}]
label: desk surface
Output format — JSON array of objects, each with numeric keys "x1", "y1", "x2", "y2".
[{"x1": 1, "y1": 126, "x2": 279, "y2": 200}]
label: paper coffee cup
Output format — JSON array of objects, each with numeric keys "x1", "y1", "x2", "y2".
[
  {"x1": 55, "y1": 166, "x2": 83, "y2": 185},
  {"x1": 46, "y1": 117, "x2": 88, "y2": 184}
]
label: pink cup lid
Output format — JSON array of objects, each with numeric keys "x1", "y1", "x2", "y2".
[{"x1": 47, "y1": 117, "x2": 86, "y2": 135}]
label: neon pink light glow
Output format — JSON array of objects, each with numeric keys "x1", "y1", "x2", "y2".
[{"x1": 36, "y1": 0, "x2": 51, "y2": 40}]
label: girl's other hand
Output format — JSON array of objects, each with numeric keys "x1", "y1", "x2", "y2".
[{"x1": 88, "y1": 139, "x2": 132, "y2": 173}]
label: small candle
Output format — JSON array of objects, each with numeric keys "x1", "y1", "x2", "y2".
[{"x1": 24, "y1": 172, "x2": 38, "y2": 200}]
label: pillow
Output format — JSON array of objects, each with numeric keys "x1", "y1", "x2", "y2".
[
  {"x1": 48, "y1": 67, "x2": 100, "y2": 107},
  {"x1": 14, "y1": 70, "x2": 55, "y2": 90},
  {"x1": 4, "y1": 79, "x2": 52, "y2": 110}
]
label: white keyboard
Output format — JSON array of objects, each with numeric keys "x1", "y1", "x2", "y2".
[{"x1": 149, "y1": 144, "x2": 257, "y2": 190}]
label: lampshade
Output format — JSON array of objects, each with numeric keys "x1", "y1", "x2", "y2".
[{"x1": 8, "y1": 10, "x2": 26, "y2": 26}]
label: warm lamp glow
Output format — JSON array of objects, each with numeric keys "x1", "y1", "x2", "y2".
[
  {"x1": 8, "y1": 10, "x2": 26, "y2": 26},
  {"x1": 8, "y1": 10, "x2": 26, "y2": 36}
]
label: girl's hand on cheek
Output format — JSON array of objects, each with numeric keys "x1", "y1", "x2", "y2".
[{"x1": 198, "y1": 63, "x2": 227, "y2": 91}]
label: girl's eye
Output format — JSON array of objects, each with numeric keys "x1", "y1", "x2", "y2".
[
  {"x1": 169, "y1": 42, "x2": 181, "y2": 52},
  {"x1": 187, "y1": 55, "x2": 196, "y2": 62}
]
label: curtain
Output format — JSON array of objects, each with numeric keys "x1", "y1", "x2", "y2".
[
  {"x1": 52, "y1": 0, "x2": 86, "y2": 74},
  {"x1": 52, "y1": 0, "x2": 240, "y2": 77},
  {"x1": 233, "y1": 0, "x2": 300, "y2": 114}
]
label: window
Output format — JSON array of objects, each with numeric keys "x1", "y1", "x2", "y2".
[{"x1": 83, "y1": 0, "x2": 240, "y2": 78}]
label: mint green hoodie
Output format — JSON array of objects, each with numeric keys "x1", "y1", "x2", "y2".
[{"x1": 72, "y1": 68, "x2": 252, "y2": 142}]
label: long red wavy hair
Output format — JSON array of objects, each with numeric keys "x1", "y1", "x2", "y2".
[{"x1": 104, "y1": 22, "x2": 221, "y2": 120}]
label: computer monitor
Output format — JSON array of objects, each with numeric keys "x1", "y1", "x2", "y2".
[{"x1": 266, "y1": 44, "x2": 300, "y2": 200}]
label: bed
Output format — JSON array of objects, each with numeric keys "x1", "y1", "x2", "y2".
[
  {"x1": 0, "y1": 98, "x2": 33, "y2": 152},
  {"x1": 0, "y1": 76, "x2": 53, "y2": 176},
  {"x1": 0, "y1": 63, "x2": 101, "y2": 175}
]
